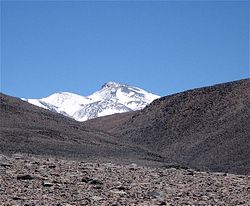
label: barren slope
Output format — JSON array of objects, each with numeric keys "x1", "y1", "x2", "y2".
[
  {"x1": 0, "y1": 93, "x2": 163, "y2": 165},
  {"x1": 85, "y1": 79, "x2": 250, "y2": 174}
]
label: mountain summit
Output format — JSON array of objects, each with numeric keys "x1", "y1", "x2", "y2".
[{"x1": 25, "y1": 82, "x2": 160, "y2": 121}]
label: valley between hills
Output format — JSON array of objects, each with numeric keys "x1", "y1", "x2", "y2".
[{"x1": 0, "y1": 78, "x2": 249, "y2": 205}]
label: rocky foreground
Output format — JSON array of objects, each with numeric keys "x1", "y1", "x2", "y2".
[{"x1": 0, "y1": 154, "x2": 250, "y2": 206}]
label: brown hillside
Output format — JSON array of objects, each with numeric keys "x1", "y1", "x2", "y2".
[
  {"x1": 0, "y1": 93, "x2": 164, "y2": 165},
  {"x1": 85, "y1": 79, "x2": 250, "y2": 174}
]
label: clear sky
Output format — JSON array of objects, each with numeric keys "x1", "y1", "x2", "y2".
[{"x1": 1, "y1": 1, "x2": 249, "y2": 98}]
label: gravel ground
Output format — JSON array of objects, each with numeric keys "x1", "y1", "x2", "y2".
[{"x1": 1, "y1": 154, "x2": 250, "y2": 206}]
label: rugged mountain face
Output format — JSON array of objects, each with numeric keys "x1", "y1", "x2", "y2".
[
  {"x1": 0, "y1": 93, "x2": 164, "y2": 165},
  {"x1": 84, "y1": 79, "x2": 250, "y2": 174},
  {"x1": 25, "y1": 82, "x2": 160, "y2": 121}
]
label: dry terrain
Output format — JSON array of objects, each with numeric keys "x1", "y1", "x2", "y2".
[
  {"x1": 85, "y1": 79, "x2": 250, "y2": 174},
  {"x1": 0, "y1": 79, "x2": 250, "y2": 205},
  {"x1": 0, "y1": 93, "x2": 164, "y2": 166},
  {"x1": 1, "y1": 154, "x2": 250, "y2": 206}
]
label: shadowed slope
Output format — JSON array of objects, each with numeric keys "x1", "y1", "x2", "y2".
[
  {"x1": 83, "y1": 111, "x2": 137, "y2": 133},
  {"x1": 85, "y1": 79, "x2": 250, "y2": 174}
]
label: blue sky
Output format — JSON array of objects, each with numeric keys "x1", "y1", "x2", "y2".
[{"x1": 1, "y1": 1, "x2": 249, "y2": 98}]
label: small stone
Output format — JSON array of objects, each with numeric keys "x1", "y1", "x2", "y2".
[
  {"x1": 147, "y1": 190, "x2": 165, "y2": 201},
  {"x1": 17, "y1": 174, "x2": 34, "y2": 180},
  {"x1": 157, "y1": 201, "x2": 167, "y2": 205},
  {"x1": 186, "y1": 170, "x2": 195, "y2": 176},
  {"x1": 81, "y1": 177, "x2": 92, "y2": 183},
  {"x1": 110, "y1": 189, "x2": 127, "y2": 195},
  {"x1": 89, "y1": 179, "x2": 103, "y2": 185},
  {"x1": 0, "y1": 163, "x2": 11, "y2": 168},
  {"x1": 43, "y1": 181, "x2": 53, "y2": 187},
  {"x1": 12, "y1": 154, "x2": 24, "y2": 159},
  {"x1": 116, "y1": 186, "x2": 126, "y2": 191},
  {"x1": 129, "y1": 163, "x2": 137, "y2": 170},
  {"x1": 94, "y1": 185, "x2": 103, "y2": 190},
  {"x1": 81, "y1": 177, "x2": 103, "y2": 185},
  {"x1": 12, "y1": 196, "x2": 25, "y2": 200},
  {"x1": 147, "y1": 191, "x2": 162, "y2": 198}
]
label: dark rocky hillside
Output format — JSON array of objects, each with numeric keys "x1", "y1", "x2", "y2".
[
  {"x1": 85, "y1": 79, "x2": 250, "y2": 174},
  {"x1": 0, "y1": 93, "x2": 163, "y2": 165}
]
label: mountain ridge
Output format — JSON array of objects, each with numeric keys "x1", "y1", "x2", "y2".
[{"x1": 24, "y1": 81, "x2": 160, "y2": 121}]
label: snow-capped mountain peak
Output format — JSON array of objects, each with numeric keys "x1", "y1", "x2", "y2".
[
  {"x1": 101, "y1": 81, "x2": 122, "y2": 89},
  {"x1": 25, "y1": 82, "x2": 160, "y2": 121}
]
